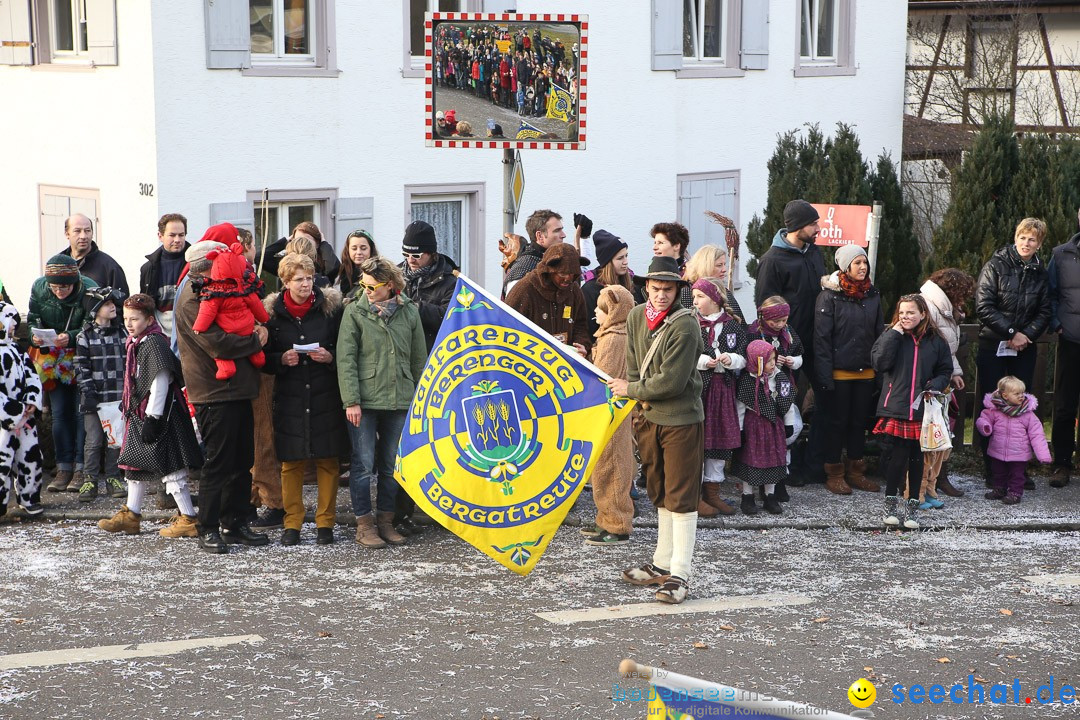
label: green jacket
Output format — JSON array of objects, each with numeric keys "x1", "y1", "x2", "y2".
[
  {"x1": 27, "y1": 275, "x2": 99, "y2": 340},
  {"x1": 625, "y1": 303, "x2": 704, "y2": 426},
  {"x1": 337, "y1": 294, "x2": 427, "y2": 411}
]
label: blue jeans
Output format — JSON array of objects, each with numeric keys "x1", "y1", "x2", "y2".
[
  {"x1": 347, "y1": 409, "x2": 407, "y2": 516},
  {"x1": 49, "y1": 384, "x2": 85, "y2": 470}
]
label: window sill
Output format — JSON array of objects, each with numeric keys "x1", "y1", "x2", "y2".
[
  {"x1": 794, "y1": 64, "x2": 856, "y2": 78},
  {"x1": 242, "y1": 65, "x2": 340, "y2": 78},
  {"x1": 403, "y1": 63, "x2": 425, "y2": 79},
  {"x1": 30, "y1": 62, "x2": 97, "y2": 72},
  {"x1": 676, "y1": 65, "x2": 746, "y2": 79}
]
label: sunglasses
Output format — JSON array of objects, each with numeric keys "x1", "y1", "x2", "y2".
[
  {"x1": 359, "y1": 280, "x2": 389, "y2": 292},
  {"x1": 402, "y1": 252, "x2": 424, "y2": 260}
]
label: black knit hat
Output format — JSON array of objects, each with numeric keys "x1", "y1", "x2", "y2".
[
  {"x1": 402, "y1": 220, "x2": 438, "y2": 255},
  {"x1": 592, "y1": 229, "x2": 627, "y2": 269},
  {"x1": 783, "y1": 200, "x2": 819, "y2": 233}
]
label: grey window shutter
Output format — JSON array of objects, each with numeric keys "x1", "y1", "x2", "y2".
[
  {"x1": 482, "y1": 1, "x2": 516, "y2": 11},
  {"x1": 0, "y1": 0, "x2": 34, "y2": 65},
  {"x1": 208, "y1": 201, "x2": 255, "y2": 235},
  {"x1": 739, "y1": 0, "x2": 769, "y2": 70},
  {"x1": 204, "y1": 0, "x2": 250, "y2": 69},
  {"x1": 333, "y1": 197, "x2": 374, "y2": 254},
  {"x1": 651, "y1": 0, "x2": 682, "y2": 71},
  {"x1": 84, "y1": 0, "x2": 118, "y2": 66}
]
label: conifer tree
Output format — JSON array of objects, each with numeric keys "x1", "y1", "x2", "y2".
[{"x1": 870, "y1": 153, "x2": 922, "y2": 311}]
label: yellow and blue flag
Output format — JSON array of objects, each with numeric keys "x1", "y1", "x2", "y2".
[
  {"x1": 515, "y1": 120, "x2": 544, "y2": 140},
  {"x1": 545, "y1": 83, "x2": 573, "y2": 122},
  {"x1": 395, "y1": 276, "x2": 635, "y2": 575}
]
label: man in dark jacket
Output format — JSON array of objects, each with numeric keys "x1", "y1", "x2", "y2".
[
  {"x1": 1046, "y1": 208, "x2": 1080, "y2": 488},
  {"x1": 755, "y1": 199, "x2": 827, "y2": 484},
  {"x1": 398, "y1": 220, "x2": 459, "y2": 354},
  {"x1": 140, "y1": 213, "x2": 191, "y2": 337},
  {"x1": 175, "y1": 225, "x2": 270, "y2": 554},
  {"x1": 502, "y1": 209, "x2": 566, "y2": 298},
  {"x1": 61, "y1": 214, "x2": 129, "y2": 297}
]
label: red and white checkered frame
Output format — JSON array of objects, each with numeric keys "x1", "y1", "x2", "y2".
[{"x1": 424, "y1": 13, "x2": 587, "y2": 150}]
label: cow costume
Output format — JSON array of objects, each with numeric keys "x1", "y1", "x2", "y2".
[{"x1": 0, "y1": 302, "x2": 44, "y2": 516}]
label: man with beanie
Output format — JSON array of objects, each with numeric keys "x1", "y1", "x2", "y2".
[
  {"x1": 608, "y1": 256, "x2": 704, "y2": 605},
  {"x1": 140, "y1": 213, "x2": 191, "y2": 337},
  {"x1": 755, "y1": 199, "x2": 827, "y2": 484},
  {"x1": 60, "y1": 214, "x2": 129, "y2": 298},
  {"x1": 399, "y1": 220, "x2": 459, "y2": 354},
  {"x1": 175, "y1": 224, "x2": 269, "y2": 554}
]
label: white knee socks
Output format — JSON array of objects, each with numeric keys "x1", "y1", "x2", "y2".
[
  {"x1": 653, "y1": 508, "x2": 673, "y2": 572},
  {"x1": 669, "y1": 511, "x2": 698, "y2": 581},
  {"x1": 164, "y1": 470, "x2": 195, "y2": 517},
  {"x1": 126, "y1": 480, "x2": 146, "y2": 514},
  {"x1": 703, "y1": 458, "x2": 726, "y2": 484},
  {"x1": 742, "y1": 483, "x2": 755, "y2": 495},
  {"x1": 765, "y1": 483, "x2": 776, "y2": 496}
]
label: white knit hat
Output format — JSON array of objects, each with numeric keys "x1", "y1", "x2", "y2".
[{"x1": 835, "y1": 244, "x2": 867, "y2": 273}]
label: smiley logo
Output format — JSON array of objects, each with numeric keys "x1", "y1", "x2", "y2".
[{"x1": 848, "y1": 678, "x2": 876, "y2": 708}]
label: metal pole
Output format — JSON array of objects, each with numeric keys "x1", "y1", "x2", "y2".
[
  {"x1": 867, "y1": 201, "x2": 883, "y2": 283},
  {"x1": 503, "y1": 148, "x2": 514, "y2": 236}
]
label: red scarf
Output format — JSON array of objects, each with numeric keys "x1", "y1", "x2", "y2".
[
  {"x1": 645, "y1": 302, "x2": 670, "y2": 331},
  {"x1": 284, "y1": 291, "x2": 314, "y2": 319},
  {"x1": 838, "y1": 271, "x2": 872, "y2": 300}
]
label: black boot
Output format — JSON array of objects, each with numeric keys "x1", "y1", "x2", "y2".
[
  {"x1": 762, "y1": 493, "x2": 783, "y2": 515},
  {"x1": 740, "y1": 494, "x2": 759, "y2": 515},
  {"x1": 773, "y1": 482, "x2": 790, "y2": 503}
]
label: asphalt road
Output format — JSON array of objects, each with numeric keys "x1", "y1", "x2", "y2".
[{"x1": 1, "y1": 504, "x2": 1077, "y2": 719}]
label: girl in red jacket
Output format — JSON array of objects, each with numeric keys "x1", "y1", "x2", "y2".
[{"x1": 976, "y1": 376, "x2": 1051, "y2": 505}]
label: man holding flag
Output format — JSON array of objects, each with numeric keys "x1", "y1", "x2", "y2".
[{"x1": 607, "y1": 256, "x2": 704, "y2": 605}]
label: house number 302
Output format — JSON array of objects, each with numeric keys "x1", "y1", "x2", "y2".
[{"x1": 139, "y1": 183, "x2": 155, "y2": 197}]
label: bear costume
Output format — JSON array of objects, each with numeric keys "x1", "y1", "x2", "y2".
[{"x1": 191, "y1": 241, "x2": 269, "y2": 380}]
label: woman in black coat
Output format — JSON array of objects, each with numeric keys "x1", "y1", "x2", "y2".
[
  {"x1": 263, "y1": 253, "x2": 346, "y2": 546},
  {"x1": 974, "y1": 218, "x2": 1051, "y2": 482},
  {"x1": 813, "y1": 245, "x2": 884, "y2": 495}
]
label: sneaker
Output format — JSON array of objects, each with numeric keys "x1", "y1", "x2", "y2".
[
  {"x1": 985, "y1": 488, "x2": 1006, "y2": 500},
  {"x1": 98, "y1": 506, "x2": 141, "y2": 535},
  {"x1": 159, "y1": 514, "x2": 198, "y2": 538},
  {"x1": 78, "y1": 480, "x2": 98, "y2": 503},
  {"x1": 21, "y1": 503, "x2": 45, "y2": 517},
  {"x1": 66, "y1": 470, "x2": 86, "y2": 493},
  {"x1": 903, "y1": 499, "x2": 920, "y2": 530},
  {"x1": 105, "y1": 477, "x2": 126, "y2": 499},
  {"x1": 918, "y1": 500, "x2": 934, "y2": 511},
  {"x1": 882, "y1": 496, "x2": 900, "y2": 527},
  {"x1": 740, "y1": 494, "x2": 759, "y2": 516},
  {"x1": 578, "y1": 524, "x2": 602, "y2": 538},
  {"x1": 1049, "y1": 466, "x2": 1071, "y2": 489},
  {"x1": 621, "y1": 563, "x2": 671, "y2": 586},
  {"x1": 655, "y1": 576, "x2": 689, "y2": 605},
  {"x1": 47, "y1": 470, "x2": 72, "y2": 493},
  {"x1": 1002, "y1": 494, "x2": 1022, "y2": 505},
  {"x1": 925, "y1": 496, "x2": 945, "y2": 510},
  {"x1": 584, "y1": 530, "x2": 630, "y2": 546},
  {"x1": 250, "y1": 507, "x2": 285, "y2": 530}
]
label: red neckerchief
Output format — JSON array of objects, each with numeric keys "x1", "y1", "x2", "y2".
[
  {"x1": 283, "y1": 291, "x2": 314, "y2": 319},
  {"x1": 645, "y1": 302, "x2": 670, "y2": 331},
  {"x1": 838, "y1": 271, "x2": 872, "y2": 300}
]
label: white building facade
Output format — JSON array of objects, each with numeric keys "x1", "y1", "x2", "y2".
[{"x1": 0, "y1": 0, "x2": 908, "y2": 309}]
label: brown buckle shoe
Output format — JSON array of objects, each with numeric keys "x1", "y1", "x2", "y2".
[
  {"x1": 696, "y1": 497, "x2": 719, "y2": 518},
  {"x1": 702, "y1": 482, "x2": 736, "y2": 515},
  {"x1": 621, "y1": 563, "x2": 671, "y2": 586},
  {"x1": 376, "y1": 512, "x2": 407, "y2": 546},
  {"x1": 355, "y1": 513, "x2": 386, "y2": 549}
]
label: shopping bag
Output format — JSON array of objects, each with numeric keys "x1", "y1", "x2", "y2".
[
  {"x1": 920, "y1": 392, "x2": 952, "y2": 452},
  {"x1": 97, "y1": 401, "x2": 126, "y2": 450}
]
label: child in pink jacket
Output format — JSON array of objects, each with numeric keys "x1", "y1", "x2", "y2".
[{"x1": 976, "y1": 376, "x2": 1050, "y2": 505}]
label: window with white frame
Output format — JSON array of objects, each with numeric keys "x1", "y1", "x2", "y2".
[
  {"x1": 0, "y1": 0, "x2": 117, "y2": 66},
  {"x1": 404, "y1": 0, "x2": 488, "y2": 77},
  {"x1": 404, "y1": 183, "x2": 486, "y2": 279},
  {"x1": 683, "y1": 0, "x2": 727, "y2": 63},
  {"x1": 795, "y1": 0, "x2": 854, "y2": 76},
  {"x1": 253, "y1": 201, "x2": 320, "y2": 245},
  {"x1": 800, "y1": 0, "x2": 837, "y2": 63},
  {"x1": 249, "y1": 0, "x2": 315, "y2": 64}
]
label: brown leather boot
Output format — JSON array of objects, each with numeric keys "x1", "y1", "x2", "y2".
[
  {"x1": 696, "y1": 497, "x2": 720, "y2": 518},
  {"x1": 376, "y1": 511, "x2": 407, "y2": 546},
  {"x1": 824, "y1": 462, "x2": 852, "y2": 495},
  {"x1": 355, "y1": 513, "x2": 386, "y2": 548},
  {"x1": 844, "y1": 458, "x2": 880, "y2": 492},
  {"x1": 936, "y1": 462, "x2": 965, "y2": 497},
  {"x1": 702, "y1": 482, "x2": 736, "y2": 515}
]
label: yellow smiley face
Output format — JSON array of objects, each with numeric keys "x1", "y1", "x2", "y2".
[{"x1": 848, "y1": 678, "x2": 876, "y2": 708}]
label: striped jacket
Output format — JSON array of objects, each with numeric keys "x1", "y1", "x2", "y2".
[{"x1": 74, "y1": 321, "x2": 127, "y2": 408}]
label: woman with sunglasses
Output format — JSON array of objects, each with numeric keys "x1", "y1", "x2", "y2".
[
  {"x1": 337, "y1": 257, "x2": 427, "y2": 549},
  {"x1": 337, "y1": 230, "x2": 379, "y2": 298}
]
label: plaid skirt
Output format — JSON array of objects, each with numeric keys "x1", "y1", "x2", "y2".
[{"x1": 874, "y1": 417, "x2": 921, "y2": 440}]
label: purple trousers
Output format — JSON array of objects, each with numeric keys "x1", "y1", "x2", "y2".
[{"x1": 990, "y1": 458, "x2": 1026, "y2": 497}]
